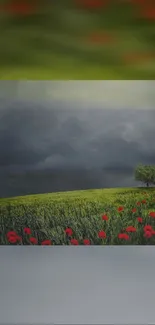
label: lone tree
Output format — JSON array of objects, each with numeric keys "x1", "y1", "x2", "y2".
[{"x1": 134, "y1": 164, "x2": 155, "y2": 187}]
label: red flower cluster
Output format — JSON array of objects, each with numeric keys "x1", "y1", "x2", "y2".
[
  {"x1": 64, "y1": 227, "x2": 90, "y2": 245},
  {"x1": 125, "y1": 226, "x2": 137, "y2": 233},
  {"x1": 118, "y1": 233, "x2": 129, "y2": 240},
  {"x1": 117, "y1": 226, "x2": 136, "y2": 241},
  {"x1": 143, "y1": 224, "x2": 155, "y2": 238},
  {"x1": 6, "y1": 228, "x2": 52, "y2": 245},
  {"x1": 7, "y1": 231, "x2": 22, "y2": 244}
]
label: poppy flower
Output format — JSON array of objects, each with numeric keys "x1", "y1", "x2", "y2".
[
  {"x1": 118, "y1": 206, "x2": 124, "y2": 212},
  {"x1": 141, "y1": 200, "x2": 146, "y2": 204},
  {"x1": 70, "y1": 238, "x2": 79, "y2": 245},
  {"x1": 118, "y1": 233, "x2": 130, "y2": 240},
  {"x1": 98, "y1": 230, "x2": 106, "y2": 239},
  {"x1": 65, "y1": 228, "x2": 73, "y2": 236},
  {"x1": 83, "y1": 239, "x2": 91, "y2": 245},
  {"x1": 144, "y1": 225, "x2": 153, "y2": 232},
  {"x1": 41, "y1": 240, "x2": 52, "y2": 245},
  {"x1": 8, "y1": 236, "x2": 18, "y2": 244},
  {"x1": 23, "y1": 227, "x2": 31, "y2": 235},
  {"x1": 144, "y1": 230, "x2": 152, "y2": 238},
  {"x1": 132, "y1": 208, "x2": 137, "y2": 213},
  {"x1": 137, "y1": 217, "x2": 143, "y2": 223},
  {"x1": 6, "y1": 231, "x2": 17, "y2": 238},
  {"x1": 102, "y1": 214, "x2": 109, "y2": 221},
  {"x1": 125, "y1": 226, "x2": 137, "y2": 233},
  {"x1": 136, "y1": 201, "x2": 141, "y2": 206},
  {"x1": 149, "y1": 212, "x2": 155, "y2": 218},
  {"x1": 29, "y1": 237, "x2": 38, "y2": 244}
]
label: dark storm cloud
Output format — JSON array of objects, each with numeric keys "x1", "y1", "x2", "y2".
[{"x1": 0, "y1": 98, "x2": 155, "y2": 197}]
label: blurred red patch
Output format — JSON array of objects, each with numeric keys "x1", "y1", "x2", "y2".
[
  {"x1": 0, "y1": 0, "x2": 38, "y2": 15},
  {"x1": 87, "y1": 31, "x2": 116, "y2": 45},
  {"x1": 123, "y1": 52, "x2": 155, "y2": 64}
]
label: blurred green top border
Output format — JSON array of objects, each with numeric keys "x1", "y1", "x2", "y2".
[{"x1": 0, "y1": 0, "x2": 155, "y2": 80}]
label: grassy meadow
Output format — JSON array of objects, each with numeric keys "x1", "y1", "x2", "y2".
[
  {"x1": 0, "y1": 0, "x2": 155, "y2": 79},
  {"x1": 0, "y1": 187, "x2": 155, "y2": 245}
]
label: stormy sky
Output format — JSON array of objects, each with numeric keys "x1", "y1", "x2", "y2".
[
  {"x1": 0, "y1": 247, "x2": 155, "y2": 324},
  {"x1": 0, "y1": 81, "x2": 155, "y2": 198}
]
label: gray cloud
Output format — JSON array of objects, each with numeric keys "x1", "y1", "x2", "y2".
[
  {"x1": 0, "y1": 84, "x2": 155, "y2": 197},
  {"x1": 0, "y1": 247, "x2": 155, "y2": 324}
]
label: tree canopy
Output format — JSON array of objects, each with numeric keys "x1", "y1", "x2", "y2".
[{"x1": 134, "y1": 164, "x2": 155, "y2": 187}]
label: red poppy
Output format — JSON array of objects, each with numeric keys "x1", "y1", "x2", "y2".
[
  {"x1": 29, "y1": 237, "x2": 38, "y2": 244},
  {"x1": 23, "y1": 227, "x2": 31, "y2": 235},
  {"x1": 118, "y1": 233, "x2": 130, "y2": 240},
  {"x1": 136, "y1": 201, "x2": 141, "y2": 206},
  {"x1": 118, "y1": 206, "x2": 124, "y2": 212},
  {"x1": 137, "y1": 217, "x2": 143, "y2": 223},
  {"x1": 98, "y1": 230, "x2": 106, "y2": 239},
  {"x1": 149, "y1": 212, "x2": 155, "y2": 218},
  {"x1": 125, "y1": 226, "x2": 137, "y2": 233},
  {"x1": 144, "y1": 225, "x2": 153, "y2": 232},
  {"x1": 41, "y1": 240, "x2": 52, "y2": 245},
  {"x1": 102, "y1": 214, "x2": 109, "y2": 221},
  {"x1": 132, "y1": 208, "x2": 137, "y2": 213},
  {"x1": 65, "y1": 228, "x2": 73, "y2": 236},
  {"x1": 141, "y1": 200, "x2": 146, "y2": 204},
  {"x1": 8, "y1": 236, "x2": 18, "y2": 244},
  {"x1": 144, "y1": 230, "x2": 152, "y2": 238},
  {"x1": 70, "y1": 238, "x2": 79, "y2": 245},
  {"x1": 6, "y1": 231, "x2": 17, "y2": 238},
  {"x1": 83, "y1": 239, "x2": 91, "y2": 245}
]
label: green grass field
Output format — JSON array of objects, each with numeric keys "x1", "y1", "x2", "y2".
[
  {"x1": 0, "y1": 0, "x2": 155, "y2": 79},
  {"x1": 0, "y1": 187, "x2": 155, "y2": 245}
]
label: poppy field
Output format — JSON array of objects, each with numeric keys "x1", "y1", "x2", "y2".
[
  {"x1": 0, "y1": 187, "x2": 155, "y2": 245},
  {"x1": 0, "y1": 0, "x2": 155, "y2": 79}
]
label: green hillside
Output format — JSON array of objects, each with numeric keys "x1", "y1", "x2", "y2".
[{"x1": 0, "y1": 187, "x2": 155, "y2": 245}]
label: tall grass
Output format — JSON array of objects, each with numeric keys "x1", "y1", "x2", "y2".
[{"x1": 0, "y1": 188, "x2": 155, "y2": 244}]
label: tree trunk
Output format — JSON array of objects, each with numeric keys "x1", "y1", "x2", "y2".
[{"x1": 146, "y1": 182, "x2": 149, "y2": 187}]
